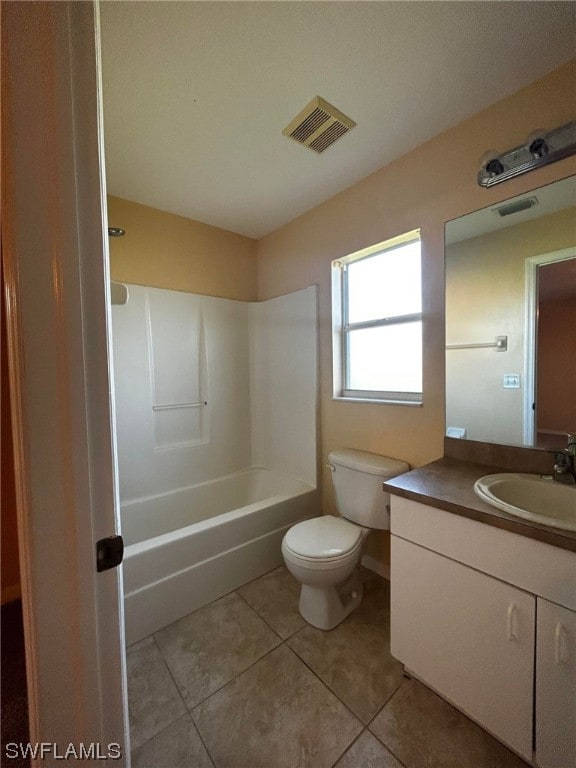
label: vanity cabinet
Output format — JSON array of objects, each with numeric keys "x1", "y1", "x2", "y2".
[
  {"x1": 535, "y1": 599, "x2": 576, "y2": 768},
  {"x1": 390, "y1": 496, "x2": 576, "y2": 767},
  {"x1": 392, "y1": 536, "x2": 535, "y2": 759}
]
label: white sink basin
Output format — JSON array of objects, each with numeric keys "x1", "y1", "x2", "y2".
[{"x1": 474, "y1": 473, "x2": 576, "y2": 531}]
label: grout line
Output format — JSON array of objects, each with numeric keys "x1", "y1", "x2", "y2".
[
  {"x1": 151, "y1": 633, "x2": 188, "y2": 707},
  {"x1": 367, "y1": 728, "x2": 410, "y2": 768},
  {"x1": 188, "y1": 714, "x2": 217, "y2": 768},
  {"x1": 126, "y1": 565, "x2": 286, "y2": 650},
  {"x1": 125, "y1": 637, "x2": 189, "y2": 755},
  {"x1": 149, "y1": 636, "x2": 217, "y2": 766},
  {"x1": 129, "y1": 714, "x2": 185, "y2": 757},
  {"x1": 152, "y1": 602, "x2": 283, "y2": 709},
  {"x1": 152, "y1": 634, "x2": 190, "y2": 718},
  {"x1": 365, "y1": 676, "x2": 406, "y2": 727},
  {"x1": 235, "y1": 585, "x2": 305, "y2": 642},
  {"x1": 186, "y1": 634, "x2": 360, "y2": 727},
  {"x1": 327, "y1": 727, "x2": 367, "y2": 768},
  {"x1": 281, "y1": 622, "x2": 308, "y2": 642},
  {"x1": 186, "y1": 639, "x2": 366, "y2": 767},
  {"x1": 283, "y1": 610, "x2": 398, "y2": 725},
  {"x1": 130, "y1": 711, "x2": 218, "y2": 768},
  {"x1": 146, "y1": 586, "x2": 286, "y2": 717},
  {"x1": 128, "y1": 586, "x2": 249, "y2": 648},
  {"x1": 280, "y1": 578, "x2": 400, "y2": 727},
  {"x1": 235, "y1": 588, "x2": 286, "y2": 640},
  {"x1": 281, "y1": 643, "x2": 365, "y2": 726},
  {"x1": 366, "y1": 680, "x2": 411, "y2": 768},
  {"x1": 188, "y1": 637, "x2": 285, "y2": 716},
  {"x1": 179, "y1": 580, "x2": 366, "y2": 722},
  {"x1": 238, "y1": 563, "x2": 283, "y2": 589},
  {"x1": 132, "y1": 570, "x2": 398, "y2": 766},
  {"x1": 329, "y1": 726, "x2": 409, "y2": 768}
]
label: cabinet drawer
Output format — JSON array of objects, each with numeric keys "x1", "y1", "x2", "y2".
[
  {"x1": 391, "y1": 536, "x2": 535, "y2": 761},
  {"x1": 391, "y1": 497, "x2": 576, "y2": 610}
]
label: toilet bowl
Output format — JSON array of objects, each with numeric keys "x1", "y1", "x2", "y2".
[
  {"x1": 282, "y1": 449, "x2": 409, "y2": 630},
  {"x1": 282, "y1": 516, "x2": 368, "y2": 629}
]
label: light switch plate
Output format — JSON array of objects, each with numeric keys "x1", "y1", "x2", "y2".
[{"x1": 503, "y1": 374, "x2": 520, "y2": 389}]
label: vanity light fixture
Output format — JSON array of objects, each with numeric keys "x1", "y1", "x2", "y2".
[{"x1": 478, "y1": 120, "x2": 576, "y2": 188}]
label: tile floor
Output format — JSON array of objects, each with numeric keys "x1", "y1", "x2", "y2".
[{"x1": 127, "y1": 567, "x2": 530, "y2": 768}]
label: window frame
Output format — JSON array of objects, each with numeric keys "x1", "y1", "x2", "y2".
[{"x1": 332, "y1": 230, "x2": 422, "y2": 405}]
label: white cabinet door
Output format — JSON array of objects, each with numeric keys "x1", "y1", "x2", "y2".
[
  {"x1": 536, "y1": 599, "x2": 576, "y2": 768},
  {"x1": 391, "y1": 536, "x2": 535, "y2": 760}
]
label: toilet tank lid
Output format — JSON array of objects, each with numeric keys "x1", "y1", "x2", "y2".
[{"x1": 328, "y1": 449, "x2": 410, "y2": 477}]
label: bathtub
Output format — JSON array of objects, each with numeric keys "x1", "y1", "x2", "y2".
[{"x1": 122, "y1": 467, "x2": 318, "y2": 644}]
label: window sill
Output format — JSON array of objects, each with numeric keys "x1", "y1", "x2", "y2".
[{"x1": 332, "y1": 396, "x2": 422, "y2": 407}]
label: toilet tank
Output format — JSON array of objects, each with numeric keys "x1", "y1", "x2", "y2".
[{"x1": 328, "y1": 449, "x2": 409, "y2": 530}]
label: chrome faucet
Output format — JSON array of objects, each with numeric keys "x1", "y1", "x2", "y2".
[{"x1": 553, "y1": 433, "x2": 576, "y2": 486}]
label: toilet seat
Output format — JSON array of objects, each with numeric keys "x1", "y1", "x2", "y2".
[
  {"x1": 282, "y1": 540, "x2": 362, "y2": 572},
  {"x1": 283, "y1": 516, "x2": 363, "y2": 560}
]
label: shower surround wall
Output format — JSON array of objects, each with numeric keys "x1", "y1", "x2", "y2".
[{"x1": 112, "y1": 284, "x2": 318, "y2": 642}]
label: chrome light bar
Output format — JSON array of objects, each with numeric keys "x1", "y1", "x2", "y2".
[{"x1": 478, "y1": 121, "x2": 576, "y2": 188}]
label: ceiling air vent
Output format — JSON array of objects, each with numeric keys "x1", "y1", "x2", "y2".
[{"x1": 283, "y1": 96, "x2": 356, "y2": 153}]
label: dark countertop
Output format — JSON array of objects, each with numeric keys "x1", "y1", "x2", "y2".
[{"x1": 383, "y1": 457, "x2": 576, "y2": 553}]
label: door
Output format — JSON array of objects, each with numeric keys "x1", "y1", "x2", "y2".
[
  {"x1": 534, "y1": 257, "x2": 576, "y2": 449},
  {"x1": 524, "y1": 249, "x2": 576, "y2": 448},
  {"x1": 391, "y1": 536, "x2": 535, "y2": 760},
  {"x1": 2, "y1": 1, "x2": 129, "y2": 760},
  {"x1": 536, "y1": 599, "x2": 576, "y2": 768}
]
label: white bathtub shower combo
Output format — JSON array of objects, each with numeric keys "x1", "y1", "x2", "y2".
[{"x1": 112, "y1": 285, "x2": 318, "y2": 644}]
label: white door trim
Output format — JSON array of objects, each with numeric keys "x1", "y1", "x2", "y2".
[
  {"x1": 2, "y1": 2, "x2": 129, "y2": 762},
  {"x1": 523, "y1": 247, "x2": 576, "y2": 446}
]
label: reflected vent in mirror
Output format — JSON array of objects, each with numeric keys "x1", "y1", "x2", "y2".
[
  {"x1": 493, "y1": 197, "x2": 538, "y2": 218},
  {"x1": 283, "y1": 96, "x2": 356, "y2": 153}
]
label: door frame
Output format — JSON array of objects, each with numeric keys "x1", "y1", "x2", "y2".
[
  {"x1": 523, "y1": 246, "x2": 576, "y2": 446},
  {"x1": 2, "y1": 1, "x2": 129, "y2": 761}
]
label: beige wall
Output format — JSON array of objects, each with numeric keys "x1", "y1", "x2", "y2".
[
  {"x1": 106, "y1": 64, "x2": 575, "y2": 571},
  {"x1": 445, "y1": 208, "x2": 575, "y2": 445},
  {"x1": 256, "y1": 61, "x2": 576, "y2": 566},
  {"x1": 107, "y1": 196, "x2": 258, "y2": 301}
]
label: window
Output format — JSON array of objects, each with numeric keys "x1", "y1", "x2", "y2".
[{"x1": 332, "y1": 230, "x2": 422, "y2": 403}]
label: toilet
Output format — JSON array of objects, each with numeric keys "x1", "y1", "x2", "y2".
[{"x1": 282, "y1": 449, "x2": 409, "y2": 630}]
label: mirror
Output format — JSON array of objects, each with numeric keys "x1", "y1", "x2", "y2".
[{"x1": 445, "y1": 175, "x2": 575, "y2": 450}]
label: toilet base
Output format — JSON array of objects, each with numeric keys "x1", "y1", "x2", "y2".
[{"x1": 298, "y1": 571, "x2": 363, "y2": 630}]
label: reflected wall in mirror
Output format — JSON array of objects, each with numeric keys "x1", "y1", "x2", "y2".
[{"x1": 445, "y1": 176, "x2": 575, "y2": 450}]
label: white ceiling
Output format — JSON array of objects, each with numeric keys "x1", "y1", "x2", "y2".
[{"x1": 100, "y1": 2, "x2": 576, "y2": 239}]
